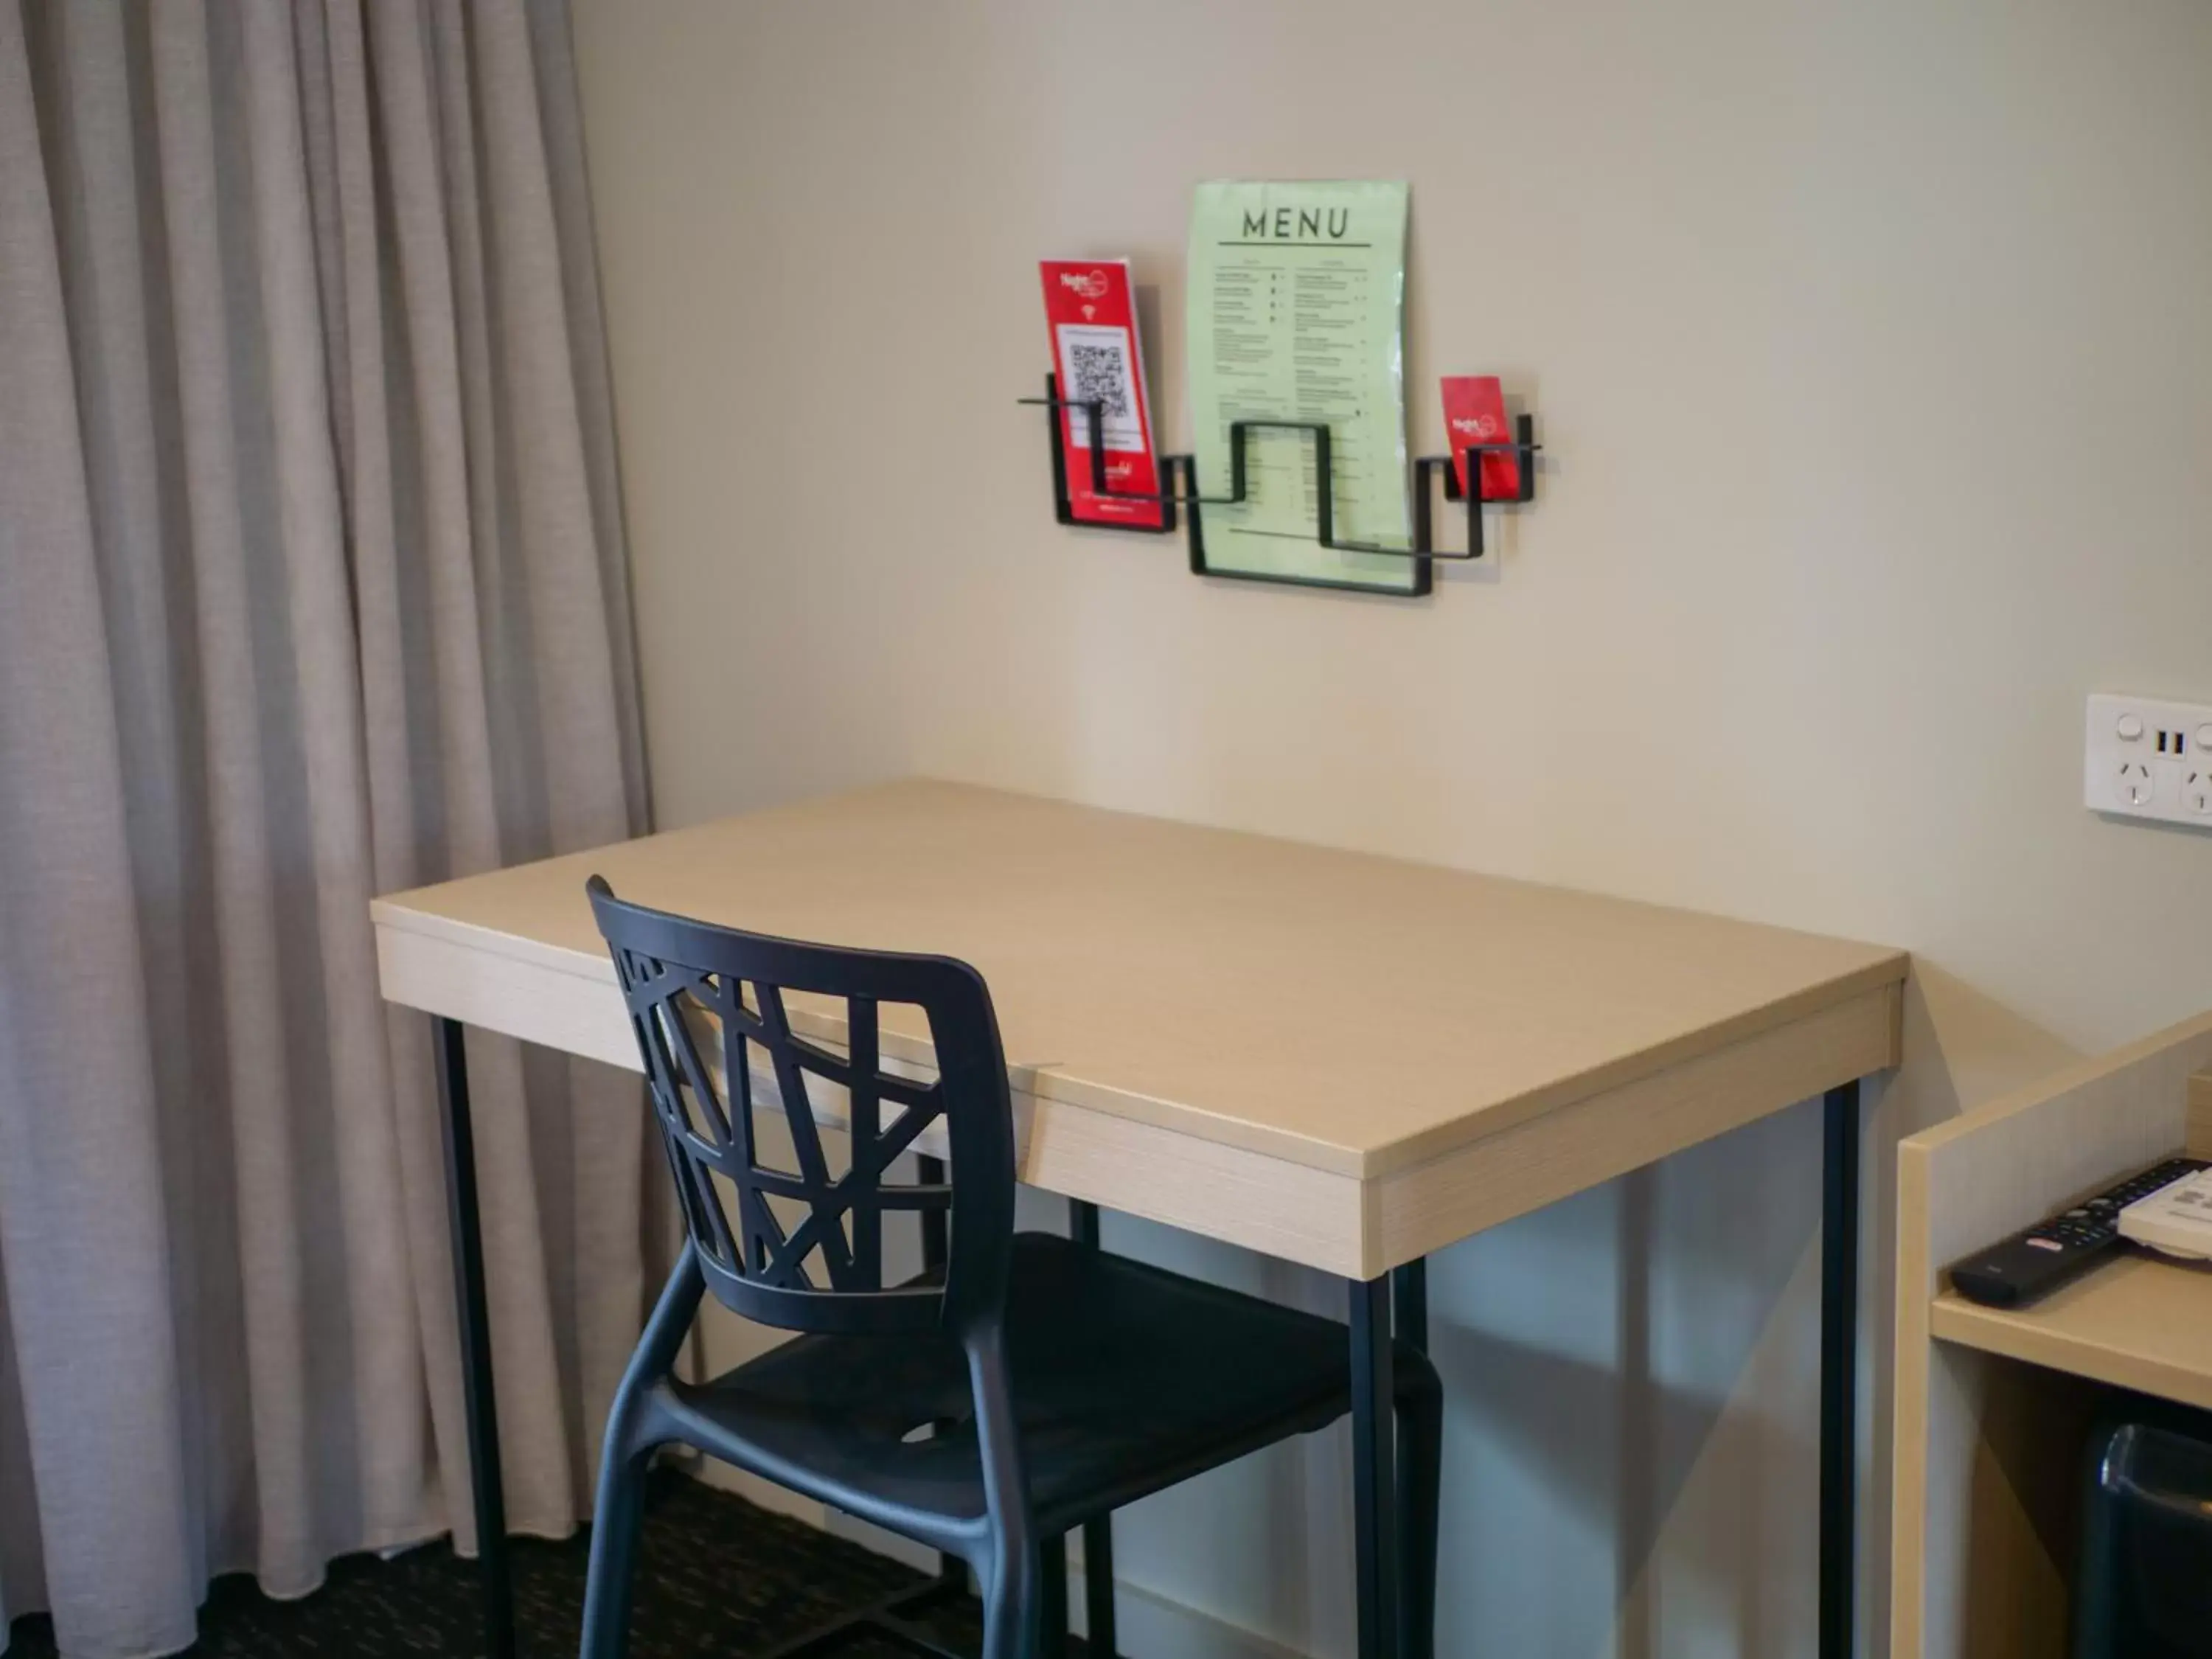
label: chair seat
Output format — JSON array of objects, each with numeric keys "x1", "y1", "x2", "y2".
[{"x1": 662, "y1": 1233, "x2": 1366, "y2": 1542}]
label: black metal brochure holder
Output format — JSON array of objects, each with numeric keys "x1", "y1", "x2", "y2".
[{"x1": 1021, "y1": 373, "x2": 1540, "y2": 595}]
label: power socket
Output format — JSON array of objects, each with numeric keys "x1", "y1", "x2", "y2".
[{"x1": 2085, "y1": 693, "x2": 2212, "y2": 827}]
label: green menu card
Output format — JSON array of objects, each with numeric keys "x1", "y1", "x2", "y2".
[{"x1": 1185, "y1": 180, "x2": 1413, "y2": 594}]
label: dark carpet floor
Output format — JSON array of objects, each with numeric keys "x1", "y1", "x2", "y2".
[{"x1": 3, "y1": 1473, "x2": 1057, "y2": 1659}]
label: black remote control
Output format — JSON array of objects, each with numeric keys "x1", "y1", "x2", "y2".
[{"x1": 1948, "y1": 1156, "x2": 2210, "y2": 1310}]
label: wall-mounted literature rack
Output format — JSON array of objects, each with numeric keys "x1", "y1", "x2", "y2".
[{"x1": 1020, "y1": 373, "x2": 1540, "y2": 597}]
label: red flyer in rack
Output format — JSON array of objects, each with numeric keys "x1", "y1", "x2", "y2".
[
  {"x1": 1039, "y1": 260, "x2": 1166, "y2": 529},
  {"x1": 1440, "y1": 375, "x2": 1520, "y2": 501}
]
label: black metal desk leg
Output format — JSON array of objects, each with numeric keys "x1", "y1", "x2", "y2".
[
  {"x1": 1819, "y1": 1080, "x2": 1862, "y2": 1659},
  {"x1": 435, "y1": 1016, "x2": 515, "y2": 1659},
  {"x1": 1040, "y1": 1531, "x2": 1070, "y2": 1659},
  {"x1": 1391, "y1": 1260, "x2": 1427, "y2": 1352},
  {"x1": 1351, "y1": 1273, "x2": 1400, "y2": 1659},
  {"x1": 1068, "y1": 1200, "x2": 1119, "y2": 1657},
  {"x1": 1391, "y1": 1260, "x2": 1436, "y2": 1659}
]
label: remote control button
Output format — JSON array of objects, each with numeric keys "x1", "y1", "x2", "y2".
[{"x1": 2026, "y1": 1239, "x2": 2065, "y2": 1251}]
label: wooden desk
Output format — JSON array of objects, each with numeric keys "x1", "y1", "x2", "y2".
[
  {"x1": 372, "y1": 779, "x2": 1906, "y2": 1659},
  {"x1": 1893, "y1": 1022, "x2": 2212, "y2": 1659}
]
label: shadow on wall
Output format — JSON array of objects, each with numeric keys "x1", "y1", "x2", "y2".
[
  {"x1": 1893, "y1": 964, "x2": 2085, "y2": 1134},
  {"x1": 1411, "y1": 965, "x2": 2079, "y2": 1659},
  {"x1": 1420, "y1": 1099, "x2": 1820, "y2": 1659}
]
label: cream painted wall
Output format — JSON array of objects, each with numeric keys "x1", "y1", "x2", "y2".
[{"x1": 568, "y1": 2, "x2": 2212, "y2": 1654}]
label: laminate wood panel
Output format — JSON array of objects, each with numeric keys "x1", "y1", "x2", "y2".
[{"x1": 1930, "y1": 1263, "x2": 2212, "y2": 1413}]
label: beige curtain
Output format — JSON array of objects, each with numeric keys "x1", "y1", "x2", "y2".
[{"x1": 0, "y1": 4, "x2": 653, "y2": 1656}]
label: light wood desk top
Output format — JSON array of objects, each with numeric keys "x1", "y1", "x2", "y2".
[{"x1": 374, "y1": 779, "x2": 1905, "y2": 1276}]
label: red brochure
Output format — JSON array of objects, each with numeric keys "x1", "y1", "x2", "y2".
[
  {"x1": 1039, "y1": 260, "x2": 1166, "y2": 529},
  {"x1": 1440, "y1": 375, "x2": 1520, "y2": 501}
]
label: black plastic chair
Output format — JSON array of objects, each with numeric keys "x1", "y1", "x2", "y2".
[{"x1": 580, "y1": 877, "x2": 1442, "y2": 1659}]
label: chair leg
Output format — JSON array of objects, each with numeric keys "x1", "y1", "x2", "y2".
[
  {"x1": 578, "y1": 1436, "x2": 654, "y2": 1659},
  {"x1": 1394, "y1": 1348, "x2": 1444, "y2": 1659},
  {"x1": 980, "y1": 1538, "x2": 1044, "y2": 1659},
  {"x1": 580, "y1": 1245, "x2": 705, "y2": 1659}
]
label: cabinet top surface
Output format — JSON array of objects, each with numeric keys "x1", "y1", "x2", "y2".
[{"x1": 373, "y1": 779, "x2": 1906, "y2": 1175}]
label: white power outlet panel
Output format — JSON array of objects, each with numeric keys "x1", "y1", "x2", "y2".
[{"x1": 2086, "y1": 693, "x2": 2212, "y2": 827}]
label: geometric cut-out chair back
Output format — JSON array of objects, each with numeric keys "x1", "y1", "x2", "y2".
[{"x1": 588, "y1": 876, "x2": 1017, "y2": 1340}]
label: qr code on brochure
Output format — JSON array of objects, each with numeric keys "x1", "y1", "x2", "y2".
[
  {"x1": 1066, "y1": 342, "x2": 1130, "y2": 417},
  {"x1": 1055, "y1": 324, "x2": 1142, "y2": 450}
]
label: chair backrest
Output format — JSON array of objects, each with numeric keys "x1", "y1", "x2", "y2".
[{"x1": 588, "y1": 876, "x2": 1016, "y2": 1339}]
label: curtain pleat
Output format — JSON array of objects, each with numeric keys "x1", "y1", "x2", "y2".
[
  {"x1": 0, "y1": 3, "x2": 652, "y2": 1654},
  {"x1": 0, "y1": 0, "x2": 198, "y2": 1646}
]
